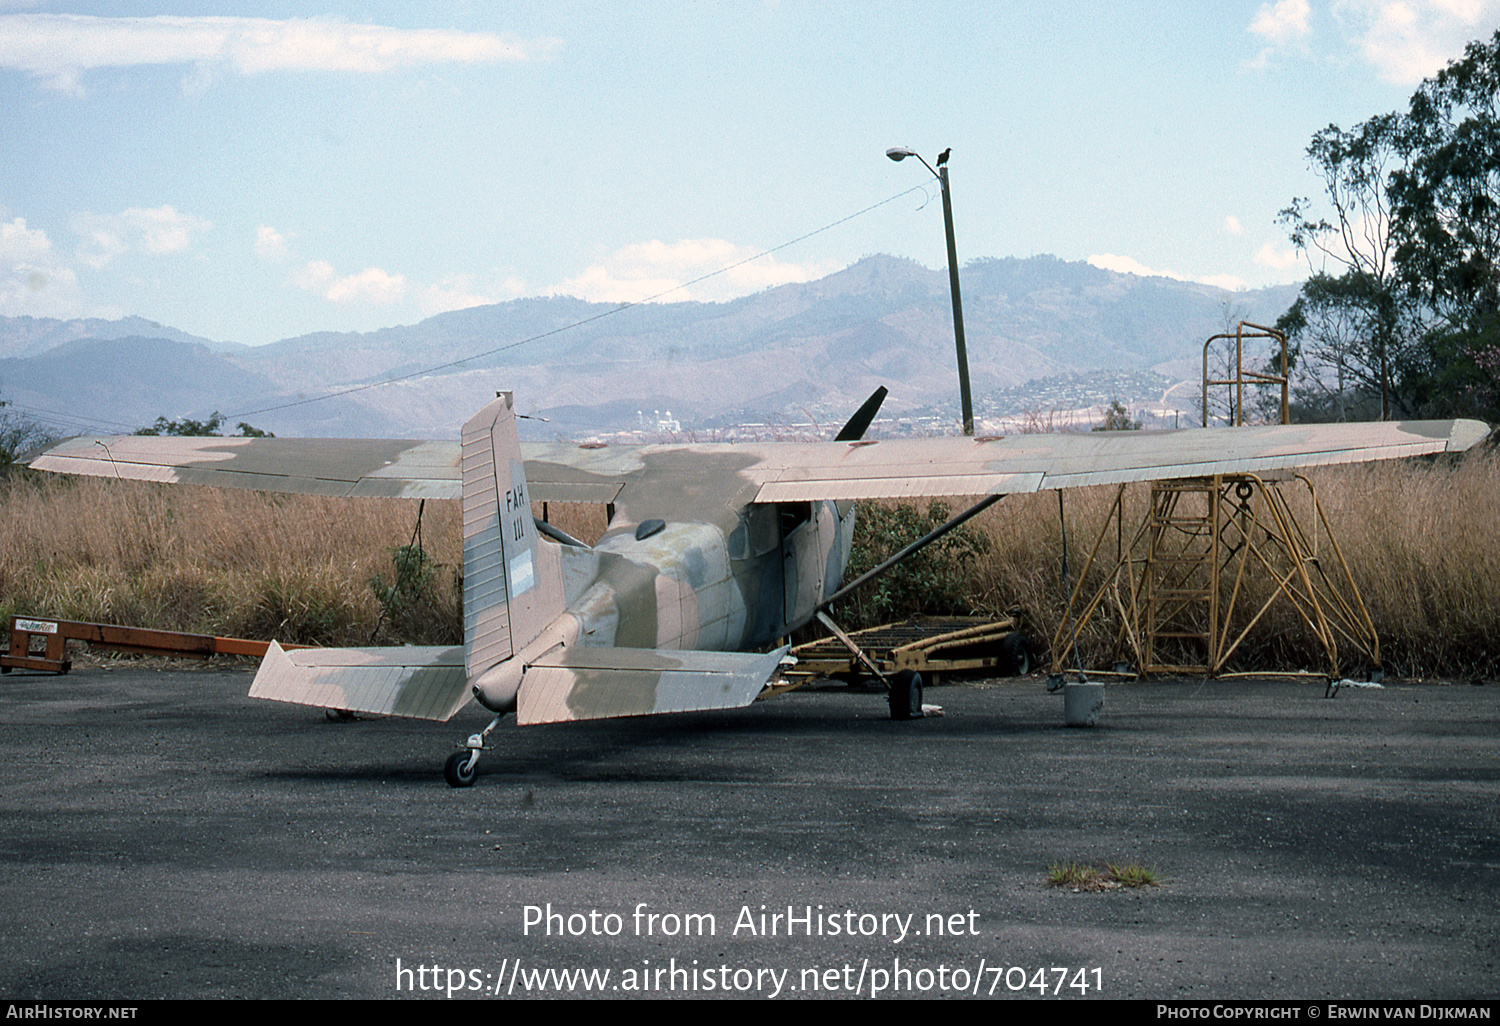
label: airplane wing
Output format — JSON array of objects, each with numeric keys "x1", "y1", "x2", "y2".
[
  {"x1": 28, "y1": 433, "x2": 624, "y2": 505},
  {"x1": 250, "y1": 642, "x2": 471, "y2": 720},
  {"x1": 749, "y1": 418, "x2": 1494, "y2": 499},
  {"x1": 30, "y1": 435, "x2": 463, "y2": 499},
  {"x1": 31, "y1": 419, "x2": 1489, "y2": 515},
  {"x1": 518, "y1": 418, "x2": 1490, "y2": 518},
  {"x1": 515, "y1": 645, "x2": 791, "y2": 725},
  {"x1": 29, "y1": 415, "x2": 1488, "y2": 739}
]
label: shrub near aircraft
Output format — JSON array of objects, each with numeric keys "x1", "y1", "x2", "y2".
[{"x1": 30, "y1": 391, "x2": 1488, "y2": 786}]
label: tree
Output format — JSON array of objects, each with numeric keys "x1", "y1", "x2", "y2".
[
  {"x1": 0, "y1": 399, "x2": 57, "y2": 473},
  {"x1": 1092, "y1": 399, "x2": 1141, "y2": 431},
  {"x1": 1393, "y1": 36, "x2": 1500, "y2": 328},
  {"x1": 1388, "y1": 31, "x2": 1500, "y2": 419},
  {"x1": 1274, "y1": 271, "x2": 1412, "y2": 421},
  {"x1": 135, "y1": 412, "x2": 273, "y2": 438},
  {"x1": 1279, "y1": 32, "x2": 1500, "y2": 423},
  {"x1": 1278, "y1": 114, "x2": 1427, "y2": 419}
]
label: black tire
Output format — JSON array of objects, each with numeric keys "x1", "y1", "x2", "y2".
[
  {"x1": 1001, "y1": 632, "x2": 1032, "y2": 677},
  {"x1": 887, "y1": 670, "x2": 924, "y2": 720},
  {"x1": 444, "y1": 751, "x2": 477, "y2": 788}
]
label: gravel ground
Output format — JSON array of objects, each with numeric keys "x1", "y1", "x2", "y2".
[{"x1": 0, "y1": 664, "x2": 1495, "y2": 1000}]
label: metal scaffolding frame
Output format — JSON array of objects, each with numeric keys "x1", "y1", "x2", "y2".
[
  {"x1": 1047, "y1": 471, "x2": 1379, "y2": 680},
  {"x1": 1048, "y1": 322, "x2": 1378, "y2": 681}
]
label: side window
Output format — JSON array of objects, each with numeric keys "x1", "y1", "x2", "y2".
[
  {"x1": 748, "y1": 504, "x2": 780, "y2": 556},
  {"x1": 729, "y1": 505, "x2": 785, "y2": 561}
]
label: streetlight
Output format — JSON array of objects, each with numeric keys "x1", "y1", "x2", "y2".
[{"x1": 886, "y1": 145, "x2": 974, "y2": 436}]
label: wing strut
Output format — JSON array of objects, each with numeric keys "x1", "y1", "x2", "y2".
[
  {"x1": 533, "y1": 516, "x2": 590, "y2": 548},
  {"x1": 813, "y1": 610, "x2": 889, "y2": 684}
]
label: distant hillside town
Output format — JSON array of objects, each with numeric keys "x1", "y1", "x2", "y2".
[{"x1": 0, "y1": 254, "x2": 1297, "y2": 441}]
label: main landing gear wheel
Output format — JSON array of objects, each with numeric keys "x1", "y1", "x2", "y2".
[
  {"x1": 887, "y1": 669, "x2": 924, "y2": 720},
  {"x1": 444, "y1": 751, "x2": 478, "y2": 788}
]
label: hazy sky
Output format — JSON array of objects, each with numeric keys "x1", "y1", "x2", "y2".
[{"x1": 3, "y1": 1, "x2": 1498, "y2": 346}]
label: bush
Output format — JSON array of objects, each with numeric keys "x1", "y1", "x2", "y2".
[
  {"x1": 831, "y1": 500, "x2": 992, "y2": 629},
  {"x1": 369, "y1": 543, "x2": 462, "y2": 644}
]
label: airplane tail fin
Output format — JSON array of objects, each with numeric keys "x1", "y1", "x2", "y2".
[
  {"x1": 461, "y1": 392, "x2": 565, "y2": 680},
  {"x1": 248, "y1": 393, "x2": 565, "y2": 722}
]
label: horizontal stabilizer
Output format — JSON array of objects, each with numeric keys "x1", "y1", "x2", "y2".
[
  {"x1": 517, "y1": 645, "x2": 790, "y2": 725},
  {"x1": 250, "y1": 642, "x2": 471, "y2": 721}
]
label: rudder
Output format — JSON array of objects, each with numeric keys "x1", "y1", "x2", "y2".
[{"x1": 461, "y1": 392, "x2": 563, "y2": 680}]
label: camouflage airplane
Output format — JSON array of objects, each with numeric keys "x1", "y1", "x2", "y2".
[{"x1": 30, "y1": 393, "x2": 1489, "y2": 786}]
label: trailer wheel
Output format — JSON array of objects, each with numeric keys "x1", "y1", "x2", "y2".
[
  {"x1": 1002, "y1": 632, "x2": 1032, "y2": 676},
  {"x1": 888, "y1": 670, "x2": 923, "y2": 720}
]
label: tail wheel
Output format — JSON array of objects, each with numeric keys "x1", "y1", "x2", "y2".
[
  {"x1": 887, "y1": 670, "x2": 924, "y2": 720},
  {"x1": 444, "y1": 751, "x2": 478, "y2": 788}
]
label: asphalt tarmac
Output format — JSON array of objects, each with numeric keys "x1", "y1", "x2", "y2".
[{"x1": 0, "y1": 663, "x2": 1495, "y2": 1001}]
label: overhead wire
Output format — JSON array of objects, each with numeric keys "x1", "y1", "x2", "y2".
[
  {"x1": 225, "y1": 183, "x2": 930, "y2": 422},
  {"x1": 2, "y1": 400, "x2": 141, "y2": 436}
]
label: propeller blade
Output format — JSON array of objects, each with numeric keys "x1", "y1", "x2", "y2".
[{"x1": 833, "y1": 386, "x2": 889, "y2": 442}]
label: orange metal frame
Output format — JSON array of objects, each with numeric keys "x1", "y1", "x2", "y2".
[{"x1": 2, "y1": 615, "x2": 308, "y2": 674}]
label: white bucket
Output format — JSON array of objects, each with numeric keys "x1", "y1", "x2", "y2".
[{"x1": 1063, "y1": 682, "x2": 1104, "y2": 727}]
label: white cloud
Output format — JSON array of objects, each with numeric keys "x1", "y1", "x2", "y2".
[
  {"x1": 1255, "y1": 242, "x2": 1302, "y2": 271},
  {"x1": 1224, "y1": 216, "x2": 1245, "y2": 236},
  {"x1": 1245, "y1": 0, "x2": 1312, "y2": 69},
  {"x1": 1332, "y1": 0, "x2": 1500, "y2": 84},
  {"x1": 1285, "y1": 206, "x2": 1395, "y2": 272},
  {"x1": 0, "y1": 14, "x2": 562, "y2": 92},
  {"x1": 1250, "y1": 0, "x2": 1313, "y2": 45},
  {"x1": 71, "y1": 205, "x2": 211, "y2": 268},
  {"x1": 548, "y1": 238, "x2": 841, "y2": 305},
  {"x1": 0, "y1": 216, "x2": 85, "y2": 318},
  {"x1": 1244, "y1": 0, "x2": 1500, "y2": 80},
  {"x1": 1196, "y1": 273, "x2": 1249, "y2": 291},
  {"x1": 294, "y1": 260, "x2": 407, "y2": 305},
  {"x1": 419, "y1": 274, "x2": 497, "y2": 316},
  {"x1": 0, "y1": 215, "x2": 51, "y2": 263},
  {"x1": 327, "y1": 267, "x2": 406, "y2": 304},
  {"x1": 1089, "y1": 253, "x2": 1156, "y2": 277},
  {"x1": 254, "y1": 225, "x2": 288, "y2": 261},
  {"x1": 293, "y1": 259, "x2": 335, "y2": 291},
  {"x1": 1088, "y1": 253, "x2": 1245, "y2": 291}
]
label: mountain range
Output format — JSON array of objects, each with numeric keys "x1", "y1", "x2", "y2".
[{"x1": 0, "y1": 254, "x2": 1299, "y2": 441}]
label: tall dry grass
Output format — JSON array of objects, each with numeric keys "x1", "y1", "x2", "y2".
[
  {"x1": 2, "y1": 451, "x2": 1496, "y2": 676},
  {"x1": 0, "y1": 475, "x2": 461, "y2": 646},
  {"x1": 1310, "y1": 454, "x2": 1500, "y2": 676},
  {"x1": 957, "y1": 449, "x2": 1500, "y2": 678}
]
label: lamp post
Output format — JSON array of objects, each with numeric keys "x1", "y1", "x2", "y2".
[{"x1": 886, "y1": 146, "x2": 974, "y2": 436}]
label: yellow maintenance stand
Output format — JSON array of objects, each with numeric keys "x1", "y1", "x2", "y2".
[{"x1": 1049, "y1": 322, "x2": 1380, "y2": 683}]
